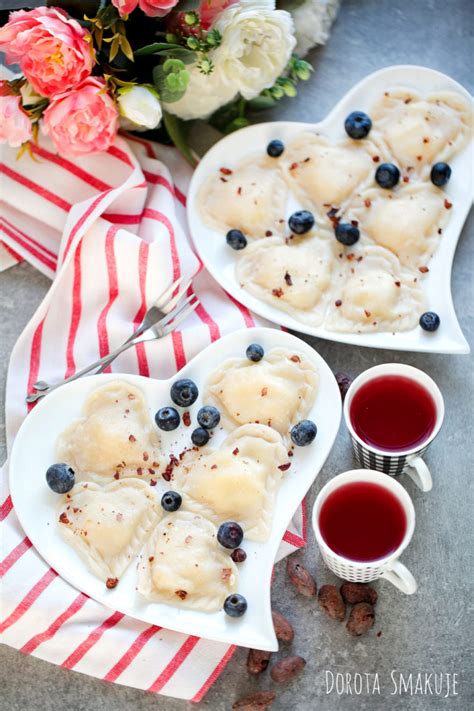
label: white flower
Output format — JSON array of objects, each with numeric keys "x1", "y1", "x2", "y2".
[
  {"x1": 117, "y1": 85, "x2": 162, "y2": 131},
  {"x1": 280, "y1": 0, "x2": 340, "y2": 57},
  {"x1": 213, "y1": 0, "x2": 296, "y2": 100},
  {"x1": 162, "y1": 62, "x2": 237, "y2": 121}
]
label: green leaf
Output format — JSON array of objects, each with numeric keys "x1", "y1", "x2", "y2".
[
  {"x1": 163, "y1": 111, "x2": 197, "y2": 168},
  {"x1": 153, "y1": 48, "x2": 197, "y2": 64},
  {"x1": 224, "y1": 117, "x2": 250, "y2": 134},
  {"x1": 134, "y1": 42, "x2": 183, "y2": 57},
  {"x1": 247, "y1": 94, "x2": 278, "y2": 111}
]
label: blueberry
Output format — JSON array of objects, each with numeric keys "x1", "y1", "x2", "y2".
[
  {"x1": 224, "y1": 593, "x2": 247, "y2": 617},
  {"x1": 290, "y1": 420, "x2": 317, "y2": 446},
  {"x1": 191, "y1": 427, "x2": 210, "y2": 446},
  {"x1": 246, "y1": 343, "x2": 264, "y2": 362},
  {"x1": 267, "y1": 139, "x2": 285, "y2": 158},
  {"x1": 155, "y1": 406, "x2": 180, "y2": 431},
  {"x1": 226, "y1": 229, "x2": 247, "y2": 250},
  {"x1": 419, "y1": 311, "x2": 440, "y2": 332},
  {"x1": 217, "y1": 521, "x2": 244, "y2": 549},
  {"x1": 161, "y1": 490, "x2": 182, "y2": 512},
  {"x1": 344, "y1": 111, "x2": 372, "y2": 139},
  {"x1": 335, "y1": 372, "x2": 353, "y2": 401},
  {"x1": 288, "y1": 210, "x2": 315, "y2": 235},
  {"x1": 335, "y1": 222, "x2": 360, "y2": 246},
  {"x1": 375, "y1": 163, "x2": 400, "y2": 189},
  {"x1": 46, "y1": 463, "x2": 75, "y2": 493},
  {"x1": 430, "y1": 162, "x2": 451, "y2": 187},
  {"x1": 231, "y1": 547, "x2": 247, "y2": 563},
  {"x1": 170, "y1": 379, "x2": 199, "y2": 407},
  {"x1": 197, "y1": 406, "x2": 221, "y2": 430}
]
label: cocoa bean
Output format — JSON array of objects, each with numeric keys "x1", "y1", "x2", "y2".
[
  {"x1": 232, "y1": 691, "x2": 276, "y2": 710},
  {"x1": 340, "y1": 582, "x2": 378, "y2": 606},
  {"x1": 318, "y1": 584, "x2": 346, "y2": 621},
  {"x1": 286, "y1": 556, "x2": 317, "y2": 597},
  {"x1": 270, "y1": 655, "x2": 306, "y2": 683},
  {"x1": 247, "y1": 648, "x2": 272, "y2": 674},
  {"x1": 272, "y1": 610, "x2": 294, "y2": 642},
  {"x1": 346, "y1": 602, "x2": 375, "y2": 636}
]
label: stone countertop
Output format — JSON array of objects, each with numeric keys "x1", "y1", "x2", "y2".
[{"x1": 1, "y1": 0, "x2": 473, "y2": 709}]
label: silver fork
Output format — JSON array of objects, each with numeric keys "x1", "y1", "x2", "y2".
[{"x1": 26, "y1": 279, "x2": 198, "y2": 404}]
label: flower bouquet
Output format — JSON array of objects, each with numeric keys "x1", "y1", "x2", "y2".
[{"x1": 0, "y1": 0, "x2": 338, "y2": 164}]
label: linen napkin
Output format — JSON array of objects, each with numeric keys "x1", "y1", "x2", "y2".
[{"x1": 0, "y1": 131, "x2": 307, "y2": 701}]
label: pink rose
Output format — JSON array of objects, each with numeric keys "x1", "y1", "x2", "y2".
[
  {"x1": 112, "y1": 0, "x2": 178, "y2": 18},
  {"x1": 0, "y1": 86, "x2": 32, "y2": 148},
  {"x1": 0, "y1": 7, "x2": 94, "y2": 98},
  {"x1": 42, "y1": 77, "x2": 118, "y2": 157},
  {"x1": 199, "y1": 0, "x2": 239, "y2": 29}
]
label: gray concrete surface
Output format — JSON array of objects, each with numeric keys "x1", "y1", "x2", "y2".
[{"x1": 1, "y1": 0, "x2": 473, "y2": 709}]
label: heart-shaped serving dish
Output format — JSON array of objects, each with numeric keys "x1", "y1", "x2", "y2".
[
  {"x1": 9, "y1": 327, "x2": 341, "y2": 651},
  {"x1": 187, "y1": 66, "x2": 473, "y2": 354}
]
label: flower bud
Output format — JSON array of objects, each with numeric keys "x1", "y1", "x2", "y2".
[{"x1": 117, "y1": 84, "x2": 162, "y2": 131}]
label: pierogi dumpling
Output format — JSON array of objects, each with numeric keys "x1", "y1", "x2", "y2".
[
  {"x1": 326, "y1": 245, "x2": 425, "y2": 333},
  {"x1": 236, "y1": 233, "x2": 337, "y2": 325},
  {"x1": 346, "y1": 184, "x2": 449, "y2": 269},
  {"x1": 174, "y1": 424, "x2": 289, "y2": 541},
  {"x1": 58, "y1": 480, "x2": 162, "y2": 584},
  {"x1": 198, "y1": 157, "x2": 288, "y2": 238},
  {"x1": 282, "y1": 133, "x2": 374, "y2": 212},
  {"x1": 56, "y1": 381, "x2": 166, "y2": 484},
  {"x1": 137, "y1": 511, "x2": 238, "y2": 612},
  {"x1": 205, "y1": 347, "x2": 318, "y2": 435},
  {"x1": 371, "y1": 88, "x2": 473, "y2": 171}
]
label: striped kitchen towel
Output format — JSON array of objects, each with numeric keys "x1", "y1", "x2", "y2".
[{"x1": 0, "y1": 131, "x2": 307, "y2": 701}]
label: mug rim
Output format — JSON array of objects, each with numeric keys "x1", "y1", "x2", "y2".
[
  {"x1": 343, "y1": 363, "x2": 445, "y2": 457},
  {"x1": 312, "y1": 469, "x2": 416, "y2": 569}
]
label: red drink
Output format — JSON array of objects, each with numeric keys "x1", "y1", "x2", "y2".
[
  {"x1": 319, "y1": 481, "x2": 407, "y2": 562},
  {"x1": 350, "y1": 375, "x2": 437, "y2": 452}
]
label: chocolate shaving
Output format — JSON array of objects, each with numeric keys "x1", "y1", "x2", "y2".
[{"x1": 284, "y1": 271, "x2": 293, "y2": 286}]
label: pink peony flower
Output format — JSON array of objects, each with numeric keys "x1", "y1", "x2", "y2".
[
  {"x1": 199, "y1": 0, "x2": 239, "y2": 29},
  {"x1": 42, "y1": 77, "x2": 118, "y2": 157},
  {"x1": 112, "y1": 0, "x2": 178, "y2": 18},
  {"x1": 0, "y1": 7, "x2": 94, "y2": 98},
  {"x1": 0, "y1": 87, "x2": 32, "y2": 148}
]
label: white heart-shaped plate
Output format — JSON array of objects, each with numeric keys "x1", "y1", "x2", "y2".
[
  {"x1": 187, "y1": 65, "x2": 473, "y2": 354},
  {"x1": 9, "y1": 328, "x2": 341, "y2": 651}
]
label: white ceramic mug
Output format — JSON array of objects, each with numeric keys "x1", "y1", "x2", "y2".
[
  {"x1": 343, "y1": 363, "x2": 445, "y2": 493},
  {"x1": 313, "y1": 469, "x2": 417, "y2": 594}
]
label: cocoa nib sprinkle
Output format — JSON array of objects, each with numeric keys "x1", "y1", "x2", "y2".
[
  {"x1": 284, "y1": 271, "x2": 293, "y2": 286},
  {"x1": 220, "y1": 167, "x2": 233, "y2": 175},
  {"x1": 335, "y1": 299, "x2": 342, "y2": 307},
  {"x1": 272, "y1": 287, "x2": 284, "y2": 298},
  {"x1": 265, "y1": 230, "x2": 273, "y2": 237},
  {"x1": 182, "y1": 411, "x2": 191, "y2": 427},
  {"x1": 106, "y1": 577, "x2": 119, "y2": 589},
  {"x1": 372, "y1": 155, "x2": 380, "y2": 163},
  {"x1": 163, "y1": 454, "x2": 179, "y2": 481},
  {"x1": 326, "y1": 206, "x2": 340, "y2": 228},
  {"x1": 175, "y1": 590, "x2": 187, "y2": 600},
  {"x1": 364, "y1": 198, "x2": 372, "y2": 208},
  {"x1": 59, "y1": 512, "x2": 70, "y2": 525},
  {"x1": 232, "y1": 447, "x2": 240, "y2": 456},
  {"x1": 261, "y1": 387, "x2": 268, "y2": 397},
  {"x1": 290, "y1": 355, "x2": 300, "y2": 363},
  {"x1": 419, "y1": 265, "x2": 429, "y2": 274},
  {"x1": 278, "y1": 462, "x2": 292, "y2": 472},
  {"x1": 444, "y1": 199, "x2": 453, "y2": 209},
  {"x1": 128, "y1": 434, "x2": 136, "y2": 442}
]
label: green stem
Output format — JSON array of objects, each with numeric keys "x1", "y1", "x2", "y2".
[{"x1": 163, "y1": 111, "x2": 197, "y2": 168}]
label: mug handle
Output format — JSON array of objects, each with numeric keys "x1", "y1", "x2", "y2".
[
  {"x1": 405, "y1": 456, "x2": 433, "y2": 492},
  {"x1": 380, "y1": 561, "x2": 417, "y2": 595}
]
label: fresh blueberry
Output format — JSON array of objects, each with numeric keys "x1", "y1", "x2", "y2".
[
  {"x1": 335, "y1": 222, "x2": 360, "y2": 246},
  {"x1": 375, "y1": 163, "x2": 400, "y2": 189},
  {"x1": 155, "y1": 406, "x2": 180, "y2": 431},
  {"x1": 226, "y1": 229, "x2": 247, "y2": 250},
  {"x1": 46, "y1": 463, "x2": 75, "y2": 493},
  {"x1": 290, "y1": 420, "x2": 317, "y2": 446},
  {"x1": 161, "y1": 491, "x2": 182, "y2": 512},
  {"x1": 224, "y1": 593, "x2": 248, "y2": 617},
  {"x1": 231, "y1": 548, "x2": 247, "y2": 563},
  {"x1": 430, "y1": 162, "x2": 451, "y2": 187},
  {"x1": 246, "y1": 343, "x2": 264, "y2": 362},
  {"x1": 267, "y1": 139, "x2": 285, "y2": 158},
  {"x1": 344, "y1": 111, "x2": 372, "y2": 139},
  {"x1": 170, "y1": 379, "x2": 199, "y2": 407},
  {"x1": 419, "y1": 311, "x2": 440, "y2": 332},
  {"x1": 191, "y1": 427, "x2": 210, "y2": 446},
  {"x1": 288, "y1": 210, "x2": 315, "y2": 235},
  {"x1": 197, "y1": 406, "x2": 221, "y2": 430},
  {"x1": 217, "y1": 521, "x2": 244, "y2": 549}
]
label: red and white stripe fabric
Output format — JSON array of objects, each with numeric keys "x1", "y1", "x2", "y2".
[{"x1": 0, "y1": 131, "x2": 307, "y2": 701}]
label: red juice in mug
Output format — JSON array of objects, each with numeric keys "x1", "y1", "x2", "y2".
[
  {"x1": 349, "y1": 375, "x2": 437, "y2": 452},
  {"x1": 318, "y1": 481, "x2": 407, "y2": 562}
]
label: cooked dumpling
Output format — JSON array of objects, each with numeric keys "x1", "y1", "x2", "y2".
[
  {"x1": 56, "y1": 381, "x2": 166, "y2": 484},
  {"x1": 326, "y1": 245, "x2": 425, "y2": 333},
  {"x1": 371, "y1": 88, "x2": 473, "y2": 171},
  {"x1": 347, "y1": 184, "x2": 449, "y2": 269},
  {"x1": 137, "y1": 511, "x2": 238, "y2": 612},
  {"x1": 282, "y1": 132, "x2": 374, "y2": 211},
  {"x1": 236, "y1": 233, "x2": 337, "y2": 325},
  {"x1": 205, "y1": 347, "x2": 318, "y2": 435},
  {"x1": 173, "y1": 424, "x2": 289, "y2": 541},
  {"x1": 197, "y1": 157, "x2": 288, "y2": 238},
  {"x1": 58, "y1": 479, "x2": 162, "y2": 584}
]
